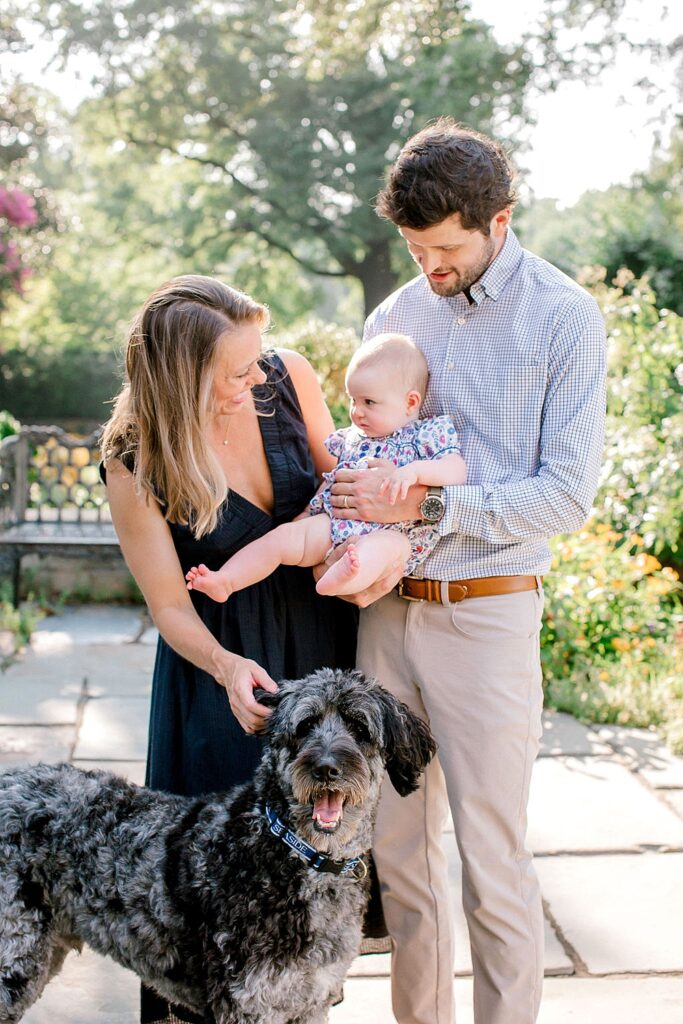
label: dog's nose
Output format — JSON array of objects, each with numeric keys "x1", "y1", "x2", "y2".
[{"x1": 312, "y1": 759, "x2": 341, "y2": 783}]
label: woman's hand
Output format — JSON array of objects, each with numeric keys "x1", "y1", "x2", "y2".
[
  {"x1": 330, "y1": 458, "x2": 427, "y2": 523},
  {"x1": 212, "y1": 649, "x2": 279, "y2": 735}
]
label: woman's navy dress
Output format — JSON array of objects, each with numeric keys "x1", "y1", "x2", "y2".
[
  {"x1": 106, "y1": 354, "x2": 358, "y2": 1023},
  {"x1": 145, "y1": 355, "x2": 357, "y2": 801}
]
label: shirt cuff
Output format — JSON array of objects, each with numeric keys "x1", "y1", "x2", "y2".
[{"x1": 438, "y1": 484, "x2": 485, "y2": 538}]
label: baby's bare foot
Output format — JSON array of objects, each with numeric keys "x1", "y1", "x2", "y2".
[
  {"x1": 338, "y1": 543, "x2": 360, "y2": 581},
  {"x1": 316, "y1": 543, "x2": 360, "y2": 596},
  {"x1": 185, "y1": 564, "x2": 232, "y2": 602}
]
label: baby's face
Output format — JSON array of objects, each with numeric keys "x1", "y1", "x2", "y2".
[{"x1": 346, "y1": 365, "x2": 415, "y2": 438}]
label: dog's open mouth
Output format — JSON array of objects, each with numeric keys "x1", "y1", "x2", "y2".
[{"x1": 312, "y1": 791, "x2": 345, "y2": 833}]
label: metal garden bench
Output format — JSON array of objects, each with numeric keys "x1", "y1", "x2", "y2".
[{"x1": 0, "y1": 426, "x2": 120, "y2": 605}]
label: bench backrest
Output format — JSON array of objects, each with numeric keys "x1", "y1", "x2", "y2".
[{"x1": 0, "y1": 426, "x2": 111, "y2": 527}]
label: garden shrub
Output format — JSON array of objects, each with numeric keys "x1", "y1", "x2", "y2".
[
  {"x1": 272, "y1": 317, "x2": 359, "y2": 427},
  {"x1": 590, "y1": 268, "x2": 683, "y2": 566},
  {"x1": 543, "y1": 524, "x2": 683, "y2": 751},
  {"x1": 0, "y1": 410, "x2": 20, "y2": 440},
  {"x1": 543, "y1": 271, "x2": 683, "y2": 748}
]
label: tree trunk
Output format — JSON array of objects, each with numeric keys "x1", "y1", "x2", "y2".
[{"x1": 357, "y1": 237, "x2": 400, "y2": 320}]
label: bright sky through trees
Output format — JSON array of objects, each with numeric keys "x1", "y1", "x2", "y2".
[
  {"x1": 7, "y1": 0, "x2": 682, "y2": 207},
  {"x1": 470, "y1": 0, "x2": 682, "y2": 205}
]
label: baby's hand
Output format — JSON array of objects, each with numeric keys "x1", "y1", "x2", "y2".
[{"x1": 378, "y1": 464, "x2": 419, "y2": 505}]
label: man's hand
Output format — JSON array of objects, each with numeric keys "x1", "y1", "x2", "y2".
[
  {"x1": 330, "y1": 458, "x2": 426, "y2": 523},
  {"x1": 312, "y1": 542, "x2": 404, "y2": 608}
]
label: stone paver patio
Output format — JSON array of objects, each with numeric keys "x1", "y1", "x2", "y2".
[{"x1": 2, "y1": 604, "x2": 682, "y2": 1023}]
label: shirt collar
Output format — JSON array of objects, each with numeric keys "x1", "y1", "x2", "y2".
[{"x1": 468, "y1": 227, "x2": 523, "y2": 304}]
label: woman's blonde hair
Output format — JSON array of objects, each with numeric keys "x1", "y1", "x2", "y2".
[{"x1": 102, "y1": 274, "x2": 269, "y2": 538}]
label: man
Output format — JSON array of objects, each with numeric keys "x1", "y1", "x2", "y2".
[{"x1": 329, "y1": 119, "x2": 606, "y2": 1024}]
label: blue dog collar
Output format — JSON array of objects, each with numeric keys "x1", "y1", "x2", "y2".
[{"x1": 265, "y1": 804, "x2": 367, "y2": 879}]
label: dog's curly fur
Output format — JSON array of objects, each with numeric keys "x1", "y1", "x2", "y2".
[{"x1": 0, "y1": 669, "x2": 435, "y2": 1024}]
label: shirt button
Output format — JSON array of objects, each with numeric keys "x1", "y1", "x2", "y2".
[
  {"x1": 457, "y1": 317, "x2": 466, "y2": 325},
  {"x1": 447, "y1": 362, "x2": 455, "y2": 370}
]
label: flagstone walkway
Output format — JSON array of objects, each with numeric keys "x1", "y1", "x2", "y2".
[{"x1": 2, "y1": 605, "x2": 682, "y2": 1023}]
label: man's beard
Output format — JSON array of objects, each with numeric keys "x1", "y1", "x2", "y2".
[{"x1": 425, "y1": 235, "x2": 496, "y2": 297}]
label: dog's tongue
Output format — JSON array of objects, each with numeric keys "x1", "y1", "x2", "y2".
[{"x1": 312, "y1": 791, "x2": 343, "y2": 826}]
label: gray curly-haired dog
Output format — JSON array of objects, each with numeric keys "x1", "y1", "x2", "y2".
[{"x1": 0, "y1": 668, "x2": 435, "y2": 1024}]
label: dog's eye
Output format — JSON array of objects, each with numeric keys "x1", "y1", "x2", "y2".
[
  {"x1": 347, "y1": 719, "x2": 372, "y2": 743},
  {"x1": 294, "y1": 716, "x2": 319, "y2": 739}
]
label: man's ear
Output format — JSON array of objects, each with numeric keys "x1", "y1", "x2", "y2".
[{"x1": 490, "y1": 207, "x2": 511, "y2": 236}]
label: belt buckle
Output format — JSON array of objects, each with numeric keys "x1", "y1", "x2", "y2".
[{"x1": 397, "y1": 578, "x2": 423, "y2": 602}]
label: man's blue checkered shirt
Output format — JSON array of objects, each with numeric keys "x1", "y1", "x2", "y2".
[{"x1": 363, "y1": 228, "x2": 607, "y2": 580}]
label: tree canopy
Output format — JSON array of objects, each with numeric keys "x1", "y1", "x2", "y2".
[{"x1": 19, "y1": 0, "x2": 535, "y2": 315}]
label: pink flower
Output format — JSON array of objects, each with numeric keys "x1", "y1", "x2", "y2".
[
  {"x1": 0, "y1": 187, "x2": 37, "y2": 228},
  {"x1": 0, "y1": 241, "x2": 21, "y2": 273}
]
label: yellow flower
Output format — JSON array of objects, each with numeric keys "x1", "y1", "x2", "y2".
[
  {"x1": 633, "y1": 553, "x2": 661, "y2": 574},
  {"x1": 598, "y1": 670, "x2": 610, "y2": 681},
  {"x1": 630, "y1": 533, "x2": 645, "y2": 547},
  {"x1": 647, "y1": 578, "x2": 674, "y2": 595},
  {"x1": 612, "y1": 637, "x2": 631, "y2": 652}
]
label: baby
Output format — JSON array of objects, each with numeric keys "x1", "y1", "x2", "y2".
[{"x1": 186, "y1": 333, "x2": 467, "y2": 599}]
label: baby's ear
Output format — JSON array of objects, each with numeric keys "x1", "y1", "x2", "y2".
[{"x1": 406, "y1": 389, "x2": 422, "y2": 415}]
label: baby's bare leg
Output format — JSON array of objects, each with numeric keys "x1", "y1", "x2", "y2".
[
  {"x1": 316, "y1": 529, "x2": 411, "y2": 597},
  {"x1": 187, "y1": 515, "x2": 333, "y2": 602}
]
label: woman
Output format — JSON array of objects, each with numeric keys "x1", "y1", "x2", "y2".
[{"x1": 101, "y1": 275, "x2": 359, "y2": 1024}]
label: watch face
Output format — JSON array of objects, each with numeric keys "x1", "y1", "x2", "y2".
[{"x1": 421, "y1": 495, "x2": 445, "y2": 522}]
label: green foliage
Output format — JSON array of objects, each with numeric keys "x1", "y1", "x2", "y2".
[
  {"x1": 542, "y1": 525, "x2": 683, "y2": 751},
  {"x1": 0, "y1": 276, "x2": 123, "y2": 424},
  {"x1": 591, "y1": 270, "x2": 683, "y2": 565},
  {"x1": 518, "y1": 129, "x2": 683, "y2": 315},
  {"x1": 0, "y1": 410, "x2": 19, "y2": 440},
  {"x1": 0, "y1": 581, "x2": 45, "y2": 671},
  {"x1": 542, "y1": 274, "x2": 683, "y2": 749},
  {"x1": 273, "y1": 318, "x2": 359, "y2": 426}
]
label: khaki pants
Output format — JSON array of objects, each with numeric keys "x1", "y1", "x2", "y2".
[{"x1": 357, "y1": 587, "x2": 545, "y2": 1024}]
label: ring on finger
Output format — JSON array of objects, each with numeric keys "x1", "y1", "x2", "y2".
[{"x1": 343, "y1": 495, "x2": 350, "y2": 509}]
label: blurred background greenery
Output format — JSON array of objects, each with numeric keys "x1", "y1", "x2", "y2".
[{"x1": 1, "y1": 0, "x2": 681, "y2": 744}]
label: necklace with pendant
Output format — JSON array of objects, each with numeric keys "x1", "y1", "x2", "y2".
[{"x1": 217, "y1": 416, "x2": 231, "y2": 446}]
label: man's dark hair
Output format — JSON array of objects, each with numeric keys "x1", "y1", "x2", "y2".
[{"x1": 376, "y1": 118, "x2": 517, "y2": 234}]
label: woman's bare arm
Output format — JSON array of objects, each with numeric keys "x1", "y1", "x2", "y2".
[
  {"x1": 278, "y1": 348, "x2": 337, "y2": 477},
  {"x1": 105, "y1": 459, "x2": 277, "y2": 733}
]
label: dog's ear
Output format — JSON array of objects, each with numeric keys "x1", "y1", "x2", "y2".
[
  {"x1": 253, "y1": 678, "x2": 306, "y2": 734},
  {"x1": 376, "y1": 686, "x2": 437, "y2": 797},
  {"x1": 253, "y1": 687, "x2": 282, "y2": 710}
]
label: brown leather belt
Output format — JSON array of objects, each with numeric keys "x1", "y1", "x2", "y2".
[{"x1": 397, "y1": 575, "x2": 542, "y2": 603}]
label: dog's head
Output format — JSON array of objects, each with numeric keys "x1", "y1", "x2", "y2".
[{"x1": 256, "y1": 669, "x2": 436, "y2": 852}]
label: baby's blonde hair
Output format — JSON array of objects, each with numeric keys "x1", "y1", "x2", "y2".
[{"x1": 347, "y1": 333, "x2": 428, "y2": 399}]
